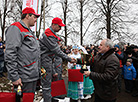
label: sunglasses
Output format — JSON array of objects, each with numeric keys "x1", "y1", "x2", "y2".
[{"x1": 55, "y1": 24, "x2": 61, "y2": 28}]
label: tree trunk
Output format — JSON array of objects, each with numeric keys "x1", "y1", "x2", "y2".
[
  {"x1": 106, "y1": 0, "x2": 111, "y2": 39},
  {"x1": 64, "y1": 0, "x2": 67, "y2": 46},
  {"x1": 1, "y1": 0, "x2": 7, "y2": 41},
  {"x1": 80, "y1": 0, "x2": 83, "y2": 45},
  {"x1": 43, "y1": 0, "x2": 45, "y2": 31},
  {"x1": 37, "y1": 1, "x2": 44, "y2": 38}
]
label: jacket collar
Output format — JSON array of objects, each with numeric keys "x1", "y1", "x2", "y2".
[
  {"x1": 19, "y1": 20, "x2": 33, "y2": 33},
  {"x1": 99, "y1": 48, "x2": 116, "y2": 60}
]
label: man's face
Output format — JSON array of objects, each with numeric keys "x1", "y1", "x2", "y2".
[
  {"x1": 115, "y1": 47, "x2": 119, "y2": 51},
  {"x1": 28, "y1": 14, "x2": 37, "y2": 27},
  {"x1": 0, "y1": 37, "x2": 2, "y2": 42},
  {"x1": 98, "y1": 40, "x2": 109, "y2": 54},
  {"x1": 52, "y1": 24, "x2": 61, "y2": 32},
  {"x1": 126, "y1": 61, "x2": 131, "y2": 66}
]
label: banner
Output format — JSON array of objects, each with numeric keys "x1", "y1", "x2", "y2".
[{"x1": 22, "y1": 0, "x2": 41, "y2": 32}]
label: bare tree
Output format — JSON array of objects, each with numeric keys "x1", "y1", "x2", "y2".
[
  {"x1": 75, "y1": 0, "x2": 95, "y2": 45},
  {"x1": 79, "y1": 0, "x2": 83, "y2": 45},
  {"x1": 60, "y1": 0, "x2": 68, "y2": 46},
  {"x1": 92, "y1": 0, "x2": 138, "y2": 44},
  {"x1": 36, "y1": 0, "x2": 52, "y2": 38},
  {"x1": 55, "y1": 0, "x2": 80, "y2": 45},
  {"x1": 0, "y1": 0, "x2": 22, "y2": 41},
  {"x1": 1, "y1": 0, "x2": 138, "y2": 45}
]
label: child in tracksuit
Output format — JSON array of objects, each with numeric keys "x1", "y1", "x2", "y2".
[{"x1": 123, "y1": 58, "x2": 137, "y2": 93}]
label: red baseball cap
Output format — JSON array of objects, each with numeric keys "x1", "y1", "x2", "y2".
[
  {"x1": 52, "y1": 17, "x2": 65, "y2": 27},
  {"x1": 22, "y1": 7, "x2": 40, "y2": 18}
]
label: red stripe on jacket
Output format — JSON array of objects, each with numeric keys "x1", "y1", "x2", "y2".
[
  {"x1": 24, "y1": 35, "x2": 35, "y2": 39},
  {"x1": 44, "y1": 28, "x2": 58, "y2": 40},
  {"x1": 11, "y1": 22, "x2": 29, "y2": 32},
  {"x1": 56, "y1": 64, "x2": 61, "y2": 68},
  {"x1": 23, "y1": 61, "x2": 36, "y2": 67}
]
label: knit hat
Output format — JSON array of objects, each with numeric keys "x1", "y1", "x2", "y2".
[
  {"x1": 114, "y1": 44, "x2": 120, "y2": 49},
  {"x1": 127, "y1": 58, "x2": 132, "y2": 63}
]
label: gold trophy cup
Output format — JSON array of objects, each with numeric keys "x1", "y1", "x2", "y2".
[{"x1": 80, "y1": 53, "x2": 90, "y2": 73}]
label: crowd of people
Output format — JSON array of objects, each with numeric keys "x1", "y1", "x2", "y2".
[{"x1": 0, "y1": 7, "x2": 138, "y2": 102}]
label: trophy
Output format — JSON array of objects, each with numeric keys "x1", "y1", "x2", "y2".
[{"x1": 80, "y1": 53, "x2": 91, "y2": 73}]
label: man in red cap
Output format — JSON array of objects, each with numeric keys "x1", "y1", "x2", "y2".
[
  {"x1": 39, "y1": 17, "x2": 76, "y2": 102},
  {"x1": 5, "y1": 7, "x2": 40, "y2": 93}
]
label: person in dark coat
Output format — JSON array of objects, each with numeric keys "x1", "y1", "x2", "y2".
[
  {"x1": 131, "y1": 45, "x2": 138, "y2": 97},
  {"x1": 114, "y1": 44, "x2": 124, "y2": 93},
  {"x1": 0, "y1": 37, "x2": 5, "y2": 77},
  {"x1": 83, "y1": 39, "x2": 120, "y2": 102}
]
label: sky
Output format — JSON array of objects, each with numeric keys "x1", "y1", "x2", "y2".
[{"x1": 1, "y1": 0, "x2": 138, "y2": 45}]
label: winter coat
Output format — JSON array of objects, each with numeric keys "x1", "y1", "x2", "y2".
[
  {"x1": 89, "y1": 48, "x2": 119, "y2": 100},
  {"x1": 123, "y1": 64, "x2": 136, "y2": 80},
  {"x1": 39, "y1": 27, "x2": 71, "y2": 69}
]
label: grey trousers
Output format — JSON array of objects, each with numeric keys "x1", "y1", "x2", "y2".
[
  {"x1": 41, "y1": 68, "x2": 52, "y2": 102},
  {"x1": 14, "y1": 80, "x2": 37, "y2": 95},
  {"x1": 22, "y1": 81, "x2": 37, "y2": 93}
]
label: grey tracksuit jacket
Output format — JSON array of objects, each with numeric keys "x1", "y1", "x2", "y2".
[
  {"x1": 39, "y1": 27, "x2": 71, "y2": 102},
  {"x1": 5, "y1": 20, "x2": 40, "y2": 83}
]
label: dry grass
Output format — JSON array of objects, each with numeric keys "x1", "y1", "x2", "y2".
[{"x1": 0, "y1": 73, "x2": 12, "y2": 92}]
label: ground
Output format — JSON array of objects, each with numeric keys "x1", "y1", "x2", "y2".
[{"x1": 0, "y1": 72, "x2": 138, "y2": 102}]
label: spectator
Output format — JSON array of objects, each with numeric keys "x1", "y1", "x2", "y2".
[
  {"x1": 67, "y1": 46, "x2": 84, "y2": 101},
  {"x1": 79, "y1": 46, "x2": 95, "y2": 100},
  {"x1": 131, "y1": 45, "x2": 138, "y2": 97},
  {"x1": 114, "y1": 44, "x2": 124, "y2": 93},
  {"x1": 122, "y1": 58, "x2": 136, "y2": 93},
  {"x1": 0, "y1": 36, "x2": 5, "y2": 77},
  {"x1": 5, "y1": 7, "x2": 40, "y2": 93}
]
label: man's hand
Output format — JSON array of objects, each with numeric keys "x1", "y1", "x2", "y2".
[
  {"x1": 133, "y1": 78, "x2": 135, "y2": 80},
  {"x1": 53, "y1": 73, "x2": 58, "y2": 77},
  {"x1": 73, "y1": 63, "x2": 76, "y2": 66},
  {"x1": 83, "y1": 71, "x2": 91, "y2": 77},
  {"x1": 12, "y1": 78, "x2": 23, "y2": 86},
  {"x1": 70, "y1": 57, "x2": 77, "y2": 63}
]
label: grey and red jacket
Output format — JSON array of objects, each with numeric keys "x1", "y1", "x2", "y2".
[
  {"x1": 39, "y1": 27, "x2": 71, "y2": 69},
  {"x1": 5, "y1": 20, "x2": 40, "y2": 83}
]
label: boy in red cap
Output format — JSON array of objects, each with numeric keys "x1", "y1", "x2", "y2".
[
  {"x1": 39, "y1": 17, "x2": 76, "y2": 102},
  {"x1": 5, "y1": 7, "x2": 40, "y2": 93}
]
